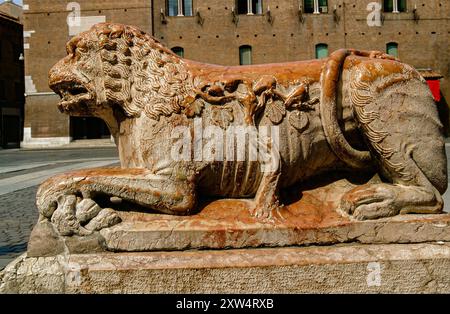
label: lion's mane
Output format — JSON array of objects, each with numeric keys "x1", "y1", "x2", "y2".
[{"x1": 66, "y1": 23, "x2": 194, "y2": 120}]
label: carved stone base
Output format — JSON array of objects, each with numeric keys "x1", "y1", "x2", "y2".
[
  {"x1": 27, "y1": 177, "x2": 450, "y2": 256},
  {"x1": 100, "y1": 210, "x2": 450, "y2": 252},
  {"x1": 2, "y1": 243, "x2": 450, "y2": 293}
]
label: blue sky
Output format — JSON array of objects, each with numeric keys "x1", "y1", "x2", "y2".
[{"x1": 0, "y1": 0, "x2": 23, "y2": 5}]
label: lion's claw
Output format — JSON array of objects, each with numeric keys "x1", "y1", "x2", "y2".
[
  {"x1": 49, "y1": 194, "x2": 121, "y2": 236},
  {"x1": 76, "y1": 198, "x2": 102, "y2": 223},
  {"x1": 251, "y1": 199, "x2": 286, "y2": 223},
  {"x1": 85, "y1": 208, "x2": 121, "y2": 231}
]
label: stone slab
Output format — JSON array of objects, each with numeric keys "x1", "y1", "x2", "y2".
[
  {"x1": 2, "y1": 243, "x2": 450, "y2": 293},
  {"x1": 99, "y1": 177, "x2": 450, "y2": 252}
]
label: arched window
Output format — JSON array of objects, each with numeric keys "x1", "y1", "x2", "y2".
[
  {"x1": 386, "y1": 42, "x2": 398, "y2": 58},
  {"x1": 239, "y1": 45, "x2": 252, "y2": 65},
  {"x1": 236, "y1": 0, "x2": 263, "y2": 15},
  {"x1": 171, "y1": 46, "x2": 184, "y2": 57},
  {"x1": 383, "y1": 0, "x2": 407, "y2": 13},
  {"x1": 315, "y1": 43, "x2": 328, "y2": 59},
  {"x1": 167, "y1": 0, "x2": 193, "y2": 17}
]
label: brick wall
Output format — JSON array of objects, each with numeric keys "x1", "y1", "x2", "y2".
[{"x1": 22, "y1": 0, "x2": 449, "y2": 140}]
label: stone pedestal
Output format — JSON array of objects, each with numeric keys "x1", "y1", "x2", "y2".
[
  {"x1": 1, "y1": 243, "x2": 450, "y2": 293},
  {"x1": 4, "y1": 177, "x2": 450, "y2": 293},
  {"x1": 26, "y1": 176, "x2": 450, "y2": 256}
]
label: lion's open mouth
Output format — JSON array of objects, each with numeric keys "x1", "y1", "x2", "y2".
[{"x1": 54, "y1": 84, "x2": 93, "y2": 114}]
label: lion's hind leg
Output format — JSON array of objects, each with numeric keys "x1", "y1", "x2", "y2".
[
  {"x1": 341, "y1": 182, "x2": 443, "y2": 220},
  {"x1": 341, "y1": 67, "x2": 446, "y2": 220},
  {"x1": 341, "y1": 142, "x2": 445, "y2": 220}
]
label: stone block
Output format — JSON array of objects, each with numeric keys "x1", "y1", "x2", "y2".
[{"x1": 2, "y1": 243, "x2": 450, "y2": 293}]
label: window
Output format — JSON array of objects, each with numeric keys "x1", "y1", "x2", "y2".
[
  {"x1": 239, "y1": 45, "x2": 252, "y2": 65},
  {"x1": 167, "y1": 0, "x2": 193, "y2": 17},
  {"x1": 315, "y1": 43, "x2": 329, "y2": 59},
  {"x1": 304, "y1": 0, "x2": 328, "y2": 14},
  {"x1": 384, "y1": 0, "x2": 407, "y2": 13},
  {"x1": 172, "y1": 47, "x2": 184, "y2": 58},
  {"x1": 237, "y1": 0, "x2": 263, "y2": 15},
  {"x1": 386, "y1": 42, "x2": 398, "y2": 58}
]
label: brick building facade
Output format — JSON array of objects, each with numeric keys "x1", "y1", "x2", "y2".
[
  {"x1": 21, "y1": 0, "x2": 449, "y2": 147},
  {"x1": 0, "y1": 0, "x2": 24, "y2": 148}
]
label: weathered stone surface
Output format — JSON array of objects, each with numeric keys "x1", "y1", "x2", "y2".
[
  {"x1": 99, "y1": 178, "x2": 450, "y2": 252},
  {"x1": 64, "y1": 233, "x2": 106, "y2": 254},
  {"x1": 27, "y1": 224, "x2": 106, "y2": 257},
  {"x1": 76, "y1": 199, "x2": 102, "y2": 224},
  {"x1": 27, "y1": 221, "x2": 65, "y2": 258},
  {"x1": 2, "y1": 243, "x2": 450, "y2": 293},
  {"x1": 50, "y1": 195, "x2": 80, "y2": 236},
  {"x1": 101, "y1": 212, "x2": 450, "y2": 252},
  {"x1": 85, "y1": 208, "x2": 121, "y2": 232},
  {"x1": 0, "y1": 254, "x2": 65, "y2": 294},
  {"x1": 35, "y1": 22, "x2": 447, "y2": 244}
]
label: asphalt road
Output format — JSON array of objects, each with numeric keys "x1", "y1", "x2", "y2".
[{"x1": 0, "y1": 145, "x2": 449, "y2": 270}]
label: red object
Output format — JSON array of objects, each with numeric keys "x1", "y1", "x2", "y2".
[{"x1": 426, "y1": 80, "x2": 441, "y2": 102}]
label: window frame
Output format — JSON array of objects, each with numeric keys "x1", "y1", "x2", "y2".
[
  {"x1": 383, "y1": 0, "x2": 407, "y2": 13},
  {"x1": 171, "y1": 46, "x2": 185, "y2": 58},
  {"x1": 304, "y1": 0, "x2": 328, "y2": 14},
  {"x1": 236, "y1": 0, "x2": 263, "y2": 15},
  {"x1": 239, "y1": 45, "x2": 252, "y2": 65},
  {"x1": 167, "y1": 0, "x2": 193, "y2": 17},
  {"x1": 315, "y1": 43, "x2": 329, "y2": 59},
  {"x1": 386, "y1": 42, "x2": 399, "y2": 58}
]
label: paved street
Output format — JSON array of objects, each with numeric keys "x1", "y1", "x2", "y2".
[
  {"x1": 0, "y1": 147, "x2": 119, "y2": 269},
  {"x1": 0, "y1": 145, "x2": 450, "y2": 270}
]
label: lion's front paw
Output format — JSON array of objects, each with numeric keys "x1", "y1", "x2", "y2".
[
  {"x1": 50, "y1": 195, "x2": 121, "y2": 236},
  {"x1": 340, "y1": 184, "x2": 400, "y2": 220}
]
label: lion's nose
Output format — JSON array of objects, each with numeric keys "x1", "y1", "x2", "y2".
[{"x1": 48, "y1": 57, "x2": 74, "y2": 92}]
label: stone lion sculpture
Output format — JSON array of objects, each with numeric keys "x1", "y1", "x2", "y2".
[{"x1": 42, "y1": 23, "x2": 446, "y2": 236}]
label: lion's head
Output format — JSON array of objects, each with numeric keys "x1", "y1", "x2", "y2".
[{"x1": 49, "y1": 23, "x2": 194, "y2": 129}]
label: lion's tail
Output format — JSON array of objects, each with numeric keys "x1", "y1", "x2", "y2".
[{"x1": 319, "y1": 49, "x2": 376, "y2": 169}]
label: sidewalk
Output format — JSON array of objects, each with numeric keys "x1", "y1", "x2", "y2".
[{"x1": 19, "y1": 139, "x2": 116, "y2": 151}]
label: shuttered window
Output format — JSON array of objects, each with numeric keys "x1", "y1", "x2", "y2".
[
  {"x1": 315, "y1": 44, "x2": 329, "y2": 59},
  {"x1": 167, "y1": 0, "x2": 178, "y2": 16},
  {"x1": 304, "y1": 0, "x2": 314, "y2": 13},
  {"x1": 172, "y1": 47, "x2": 184, "y2": 58},
  {"x1": 304, "y1": 0, "x2": 328, "y2": 13},
  {"x1": 167, "y1": 0, "x2": 193, "y2": 16},
  {"x1": 239, "y1": 45, "x2": 252, "y2": 65},
  {"x1": 386, "y1": 42, "x2": 398, "y2": 58},
  {"x1": 237, "y1": 0, "x2": 263, "y2": 15},
  {"x1": 384, "y1": 0, "x2": 407, "y2": 12},
  {"x1": 398, "y1": 0, "x2": 407, "y2": 12}
]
